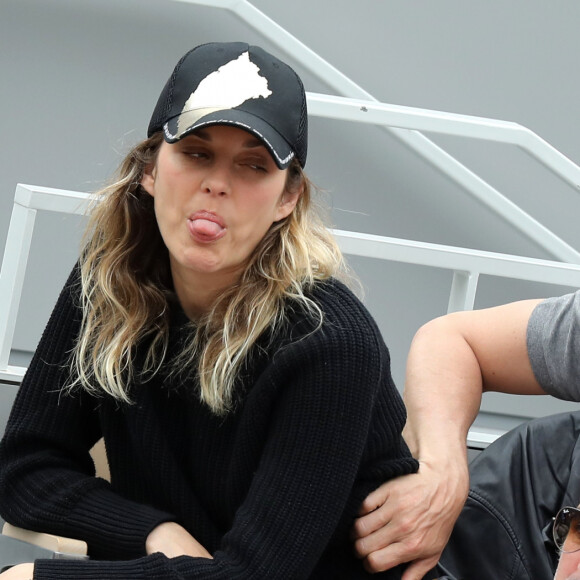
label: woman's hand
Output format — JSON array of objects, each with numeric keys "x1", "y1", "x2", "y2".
[
  {"x1": 146, "y1": 521, "x2": 212, "y2": 559},
  {"x1": 0, "y1": 563, "x2": 34, "y2": 579}
]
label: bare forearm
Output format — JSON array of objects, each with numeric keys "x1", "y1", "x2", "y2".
[
  {"x1": 146, "y1": 521, "x2": 212, "y2": 559},
  {"x1": 403, "y1": 315, "x2": 483, "y2": 462},
  {"x1": 404, "y1": 299, "x2": 543, "y2": 461}
]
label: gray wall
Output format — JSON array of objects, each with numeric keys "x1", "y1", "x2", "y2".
[{"x1": 3, "y1": 0, "x2": 580, "y2": 424}]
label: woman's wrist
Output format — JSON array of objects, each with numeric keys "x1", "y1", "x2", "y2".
[
  {"x1": 146, "y1": 521, "x2": 212, "y2": 559},
  {"x1": 0, "y1": 562, "x2": 35, "y2": 579}
]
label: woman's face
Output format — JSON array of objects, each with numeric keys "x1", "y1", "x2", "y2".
[{"x1": 141, "y1": 125, "x2": 299, "y2": 294}]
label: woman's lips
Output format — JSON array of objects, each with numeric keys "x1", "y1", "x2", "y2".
[{"x1": 187, "y1": 211, "x2": 227, "y2": 242}]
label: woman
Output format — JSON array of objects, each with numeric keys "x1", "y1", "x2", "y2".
[{"x1": 0, "y1": 41, "x2": 418, "y2": 578}]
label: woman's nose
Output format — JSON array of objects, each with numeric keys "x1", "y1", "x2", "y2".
[{"x1": 201, "y1": 165, "x2": 230, "y2": 196}]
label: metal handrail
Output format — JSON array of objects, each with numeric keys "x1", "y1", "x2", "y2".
[
  {"x1": 308, "y1": 93, "x2": 580, "y2": 191},
  {"x1": 3, "y1": 184, "x2": 580, "y2": 386},
  {"x1": 0, "y1": 185, "x2": 93, "y2": 376}
]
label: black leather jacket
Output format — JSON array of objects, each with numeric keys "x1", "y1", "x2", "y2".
[{"x1": 433, "y1": 411, "x2": 580, "y2": 580}]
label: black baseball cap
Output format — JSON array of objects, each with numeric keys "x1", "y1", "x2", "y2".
[{"x1": 147, "y1": 42, "x2": 308, "y2": 169}]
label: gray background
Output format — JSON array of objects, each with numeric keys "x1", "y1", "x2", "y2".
[{"x1": 2, "y1": 0, "x2": 580, "y2": 426}]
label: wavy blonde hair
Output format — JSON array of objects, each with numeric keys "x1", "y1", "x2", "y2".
[{"x1": 70, "y1": 132, "x2": 346, "y2": 414}]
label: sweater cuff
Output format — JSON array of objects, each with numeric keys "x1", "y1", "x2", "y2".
[
  {"x1": 66, "y1": 487, "x2": 175, "y2": 559},
  {"x1": 33, "y1": 553, "x2": 170, "y2": 579}
]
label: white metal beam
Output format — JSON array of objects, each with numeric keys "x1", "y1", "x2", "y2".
[
  {"x1": 448, "y1": 271, "x2": 480, "y2": 313},
  {"x1": 307, "y1": 93, "x2": 580, "y2": 192},
  {"x1": 0, "y1": 185, "x2": 92, "y2": 375},
  {"x1": 467, "y1": 426, "x2": 506, "y2": 449},
  {"x1": 309, "y1": 95, "x2": 580, "y2": 264},
  {"x1": 0, "y1": 203, "x2": 37, "y2": 371},
  {"x1": 0, "y1": 367, "x2": 25, "y2": 383},
  {"x1": 334, "y1": 229, "x2": 580, "y2": 287},
  {"x1": 15, "y1": 183, "x2": 93, "y2": 213}
]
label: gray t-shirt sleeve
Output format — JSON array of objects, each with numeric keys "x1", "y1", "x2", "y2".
[{"x1": 527, "y1": 291, "x2": 580, "y2": 401}]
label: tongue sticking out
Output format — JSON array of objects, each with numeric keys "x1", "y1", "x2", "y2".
[{"x1": 189, "y1": 218, "x2": 225, "y2": 241}]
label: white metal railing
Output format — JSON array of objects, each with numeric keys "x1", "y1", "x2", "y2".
[
  {"x1": 174, "y1": 0, "x2": 580, "y2": 265},
  {"x1": 336, "y1": 229, "x2": 580, "y2": 310},
  {"x1": 308, "y1": 94, "x2": 580, "y2": 191},
  {"x1": 0, "y1": 185, "x2": 92, "y2": 382},
  {"x1": 466, "y1": 426, "x2": 507, "y2": 450},
  {"x1": 310, "y1": 93, "x2": 580, "y2": 263},
  {"x1": 3, "y1": 184, "x2": 580, "y2": 389}
]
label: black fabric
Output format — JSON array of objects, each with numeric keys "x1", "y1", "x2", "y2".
[
  {"x1": 0, "y1": 267, "x2": 417, "y2": 579},
  {"x1": 435, "y1": 411, "x2": 580, "y2": 580}
]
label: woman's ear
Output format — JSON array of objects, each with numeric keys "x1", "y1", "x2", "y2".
[
  {"x1": 275, "y1": 188, "x2": 301, "y2": 222},
  {"x1": 141, "y1": 163, "x2": 156, "y2": 196}
]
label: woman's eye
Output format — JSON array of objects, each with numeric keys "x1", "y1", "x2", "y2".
[
  {"x1": 243, "y1": 160, "x2": 268, "y2": 173},
  {"x1": 185, "y1": 151, "x2": 208, "y2": 160}
]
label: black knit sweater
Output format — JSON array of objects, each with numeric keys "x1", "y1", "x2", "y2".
[{"x1": 0, "y1": 268, "x2": 418, "y2": 578}]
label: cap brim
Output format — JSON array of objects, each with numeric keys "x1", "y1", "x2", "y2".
[{"x1": 163, "y1": 109, "x2": 295, "y2": 170}]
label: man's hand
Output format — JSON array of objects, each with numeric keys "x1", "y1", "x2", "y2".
[
  {"x1": 352, "y1": 459, "x2": 468, "y2": 579},
  {"x1": 146, "y1": 521, "x2": 212, "y2": 559}
]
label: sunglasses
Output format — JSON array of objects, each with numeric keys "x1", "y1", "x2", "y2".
[{"x1": 553, "y1": 506, "x2": 580, "y2": 553}]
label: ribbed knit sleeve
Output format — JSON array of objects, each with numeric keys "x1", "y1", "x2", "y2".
[{"x1": 0, "y1": 266, "x2": 175, "y2": 560}]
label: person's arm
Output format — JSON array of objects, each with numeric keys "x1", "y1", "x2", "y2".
[
  {"x1": 405, "y1": 297, "x2": 545, "y2": 454},
  {"x1": 0, "y1": 266, "x2": 178, "y2": 561},
  {"x1": 0, "y1": 524, "x2": 213, "y2": 580},
  {"x1": 353, "y1": 299, "x2": 544, "y2": 577}
]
